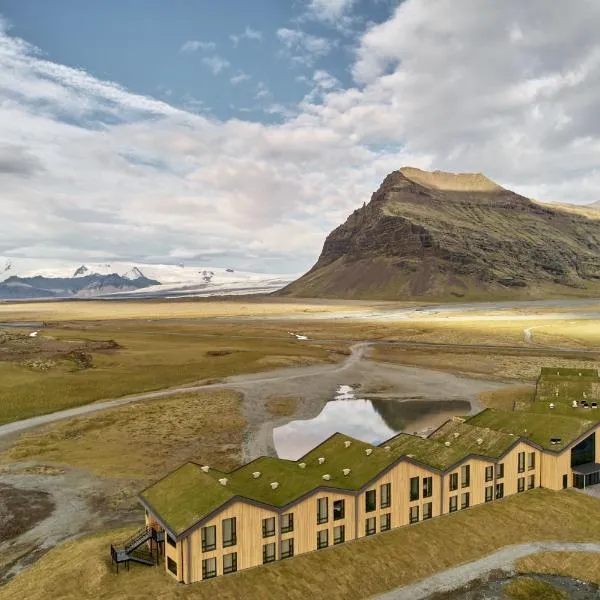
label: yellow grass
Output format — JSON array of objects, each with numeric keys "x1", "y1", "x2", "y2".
[
  {"x1": 516, "y1": 551, "x2": 600, "y2": 585},
  {"x1": 479, "y1": 386, "x2": 536, "y2": 411},
  {"x1": 505, "y1": 577, "x2": 565, "y2": 600},
  {"x1": 0, "y1": 390, "x2": 246, "y2": 479},
  {"x1": 2, "y1": 489, "x2": 600, "y2": 600},
  {"x1": 265, "y1": 395, "x2": 298, "y2": 417}
]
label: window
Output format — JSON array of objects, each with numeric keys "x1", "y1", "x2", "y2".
[
  {"x1": 485, "y1": 486, "x2": 493, "y2": 502},
  {"x1": 222, "y1": 517, "x2": 237, "y2": 548},
  {"x1": 485, "y1": 466, "x2": 494, "y2": 482},
  {"x1": 381, "y1": 483, "x2": 391, "y2": 508},
  {"x1": 317, "y1": 529, "x2": 328, "y2": 549},
  {"x1": 380, "y1": 513, "x2": 391, "y2": 531},
  {"x1": 423, "y1": 502, "x2": 433, "y2": 520},
  {"x1": 422, "y1": 477, "x2": 433, "y2": 498},
  {"x1": 562, "y1": 474, "x2": 568, "y2": 489},
  {"x1": 202, "y1": 557, "x2": 216, "y2": 580},
  {"x1": 449, "y1": 473, "x2": 458, "y2": 492},
  {"x1": 528, "y1": 452, "x2": 536, "y2": 470},
  {"x1": 281, "y1": 512, "x2": 294, "y2": 533},
  {"x1": 365, "y1": 489, "x2": 377, "y2": 512},
  {"x1": 528, "y1": 474, "x2": 535, "y2": 489},
  {"x1": 333, "y1": 499, "x2": 345, "y2": 521},
  {"x1": 166, "y1": 533, "x2": 176, "y2": 548},
  {"x1": 281, "y1": 538, "x2": 294, "y2": 559},
  {"x1": 449, "y1": 495, "x2": 458, "y2": 513},
  {"x1": 263, "y1": 543, "x2": 276, "y2": 564},
  {"x1": 317, "y1": 498, "x2": 328, "y2": 524},
  {"x1": 334, "y1": 525, "x2": 345, "y2": 544},
  {"x1": 518, "y1": 452, "x2": 525, "y2": 474},
  {"x1": 496, "y1": 483, "x2": 504, "y2": 499},
  {"x1": 167, "y1": 557, "x2": 178, "y2": 576},
  {"x1": 497, "y1": 463, "x2": 504, "y2": 479},
  {"x1": 410, "y1": 477, "x2": 420, "y2": 501},
  {"x1": 461, "y1": 492, "x2": 470, "y2": 509},
  {"x1": 365, "y1": 517, "x2": 376, "y2": 535},
  {"x1": 223, "y1": 552, "x2": 237, "y2": 575},
  {"x1": 518, "y1": 477, "x2": 525, "y2": 492},
  {"x1": 461, "y1": 465, "x2": 471, "y2": 488},
  {"x1": 201, "y1": 525, "x2": 216, "y2": 552},
  {"x1": 409, "y1": 505, "x2": 419, "y2": 524},
  {"x1": 262, "y1": 517, "x2": 275, "y2": 538}
]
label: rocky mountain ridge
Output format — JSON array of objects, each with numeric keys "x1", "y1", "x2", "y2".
[{"x1": 279, "y1": 167, "x2": 600, "y2": 300}]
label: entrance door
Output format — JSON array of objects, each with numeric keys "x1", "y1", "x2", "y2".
[{"x1": 562, "y1": 474, "x2": 568, "y2": 489}]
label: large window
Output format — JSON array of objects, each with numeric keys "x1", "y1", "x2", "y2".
[
  {"x1": 518, "y1": 477, "x2": 525, "y2": 492},
  {"x1": 496, "y1": 483, "x2": 504, "y2": 499},
  {"x1": 423, "y1": 502, "x2": 433, "y2": 520},
  {"x1": 423, "y1": 477, "x2": 433, "y2": 498},
  {"x1": 528, "y1": 452, "x2": 536, "y2": 470},
  {"x1": 222, "y1": 517, "x2": 237, "y2": 548},
  {"x1": 528, "y1": 474, "x2": 535, "y2": 489},
  {"x1": 168, "y1": 557, "x2": 178, "y2": 576},
  {"x1": 202, "y1": 557, "x2": 216, "y2": 580},
  {"x1": 281, "y1": 512, "x2": 294, "y2": 533},
  {"x1": 317, "y1": 498, "x2": 329, "y2": 524},
  {"x1": 317, "y1": 529, "x2": 328, "y2": 550},
  {"x1": 518, "y1": 452, "x2": 525, "y2": 474},
  {"x1": 409, "y1": 477, "x2": 420, "y2": 501},
  {"x1": 380, "y1": 513, "x2": 391, "y2": 531},
  {"x1": 334, "y1": 525, "x2": 345, "y2": 544},
  {"x1": 381, "y1": 483, "x2": 391, "y2": 508},
  {"x1": 262, "y1": 517, "x2": 275, "y2": 538},
  {"x1": 409, "y1": 505, "x2": 419, "y2": 524},
  {"x1": 449, "y1": 495, "x2": 458, "y2": 513},
  {"x1": 365, "y1": 517, "x2": 376, "y2": 536},
  {"x1": 485, "y1": 486, "x2": 493, "y2": 502},
  {"x1": 485, "y1": 466, "x2": 494, "y2": 482},
  {"x1": 281, "y1": 538, "x2": 294, "y2": 559},
  {"x1": 365, "y1": 489, "x2": 377, "y2": 512},
  {"x1": 201, "y1": 525, "x2": 216, "y2": 552},
  {"x1": 449, "y1": 473, "x2": 458, "y2": 492},
  {"x1": 263, "y1": 543, "x2": 276, "y2": 564},
  {"x1": 223, "y1": 552, "x2": 237, "y2": 575},
  {"x1": 571, "y1": 433, "x2": 596, "y2": 467},
  {"x1": 497, "y1": 463, "x2": 505, "y2": 480},
  {"x1": 461, "y1": 492, "x2": 470, "y2": 509},
  {"x1": 461, "y1": 465, "x2": 471, "y2": 488},
  {"x1": 167, "y1": 533, "x2": 176, "y2": 548},
  {"x1": 333, "y1": 499, "x2": 345, "y2": 520}
]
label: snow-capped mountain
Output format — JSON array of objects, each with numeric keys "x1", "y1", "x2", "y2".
[{"x1": 0, "y1": 257, "x2": 296, "y2": 300}]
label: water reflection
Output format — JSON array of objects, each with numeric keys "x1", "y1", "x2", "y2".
[{"x1": 273, "y1": 385, "x2": 472, "y2": 460}]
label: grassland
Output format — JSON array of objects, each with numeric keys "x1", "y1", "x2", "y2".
[
  {"x1": 516, "y1": 551, "x2": 600, "y2": 586},
  {"x1": 2, "y1": 489, "x2": 600, "y2": 600},
  {"x1": 505, "y1": 577, "x2": 565, "y2": 600},
  {"x1": 0, "y1": 390, "x2": 245, "y2": 479}
]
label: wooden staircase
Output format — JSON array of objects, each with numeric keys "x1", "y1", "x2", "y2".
[{"x1": 110, "y1": 526, "x2": 164, "y2": 573}]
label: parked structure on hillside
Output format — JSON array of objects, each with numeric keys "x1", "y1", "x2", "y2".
[{"x1": 130, "y1": 400, "x2": 600, "y2": 584}]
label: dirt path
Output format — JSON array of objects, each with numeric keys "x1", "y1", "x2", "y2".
[{"x1": 373, "y1": 541, "x2": 600, "y2": 600}]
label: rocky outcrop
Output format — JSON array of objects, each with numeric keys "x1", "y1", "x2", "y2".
[{"x1": 278, "y1": 167, "x2": 600, "y2": 300}]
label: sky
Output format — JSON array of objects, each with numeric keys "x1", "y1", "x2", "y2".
[{"x1": 1, "y1": 0, "x2": 600, "y2": 273}]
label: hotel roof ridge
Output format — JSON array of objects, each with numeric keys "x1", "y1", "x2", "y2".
[{"x1": 140, "y1": 409, "x2": 600, "y2": 537}]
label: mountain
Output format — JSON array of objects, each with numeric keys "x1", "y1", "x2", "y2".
[
  {"x1": 278, "y1": 167, "x2": 600, "y2": 301},
  {"x1": 0, "y1": 259, "x2": 295, "y2": 300}
]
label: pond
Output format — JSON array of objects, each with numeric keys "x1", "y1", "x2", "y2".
[{"x1": 273, "y1": 385, "x2": 472, "y2": 460}]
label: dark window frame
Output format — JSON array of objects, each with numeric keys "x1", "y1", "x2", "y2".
[
  {"x1": 333, "y1": 499, "x2": 345, "y2": 521},
  {"x1": 528, "y1": 474, "x2": 535, "y2": 489},
  {"x1": 202, "y1": 557, "x2": 216, "y2": 580},
  {"x1": 461, "y1": 465, "x2": 471, "y2": 488},
  {"x1": 496, "y1": 482, "x2": 504, "y2": 499},
  {"x1": 167, "y1": 533, "x2": 176, "y2": 548},
  {"x1": 449, "y1": 473, "x2": 458, "y2": 492},
  {"x1": 263, "y1": 542, "x2": 276, "y2": 564},
  {"x1": 222, "y1": 517, "x2": 237, "y2": 548},
  {"x1": 281, "y1": 512, "x2": 294, "y2": 533},
  {"x1": 281, "y1": 538, "x2": 294, "y2": 559},
  {"x1": 365, "y1": 517, "x2": 377, "y2": 536},
  {"x1": 380, "y1": 483, "x2": 391, "y2": 508},
  {"x1": 485, "y1": 466, "x2": 494, "y2": 482},
  {"x1": 410, "y1": 476, "x2": 420, "y2": 501},
  {"x1": 380, "y1": 512, "x2": 392, "y2": 531},
  {"x1": 201, "y1": 525, "x2": 216, "y2": 552},
  {"x1": 497, "y1": 463, "x2": 505, "y2": 480},
  {"x1": 365, "y1": 489, "x2": 377, "y2": 513},
  {"x1": 262, "y1": 517, "x2": 275, "y2": 538},
  {"x1": 334, "y1": 524, "x2": 345, "y2": 544},
  {"x1": 423, "y1": 476, "x2": 433, "y2": 498},
  {"x1": 518, "y1": 477, "x2": 525, "y2": 492},
  {"x1": 485, "y1": 485, "x2": 493, "y2": 502},
  {"x1": 528, "y1": 452, "x2": 536, "y2": 471},
  {"x1": 223, "y1": 552, "x2": 237, "y2": 575},
  {"x1": 168, "y1": 557, "x2": 178, "y2": 576},
  {"x1": 423, "y1": 502, "x2": 433, "y2": 520},
  {"x1": 317, "y1": 529, "x2": 328, "y2": 550},
  {"x1": 518, "y1": 452, "x2": 526, "y2": 474},
  {"x1": 461, "y1": 492, "x2": 470, "y2": 509},
  {"x1": 449, "y1": 495, "x2": 458, "y2": 513},
  {"x1": 317, "y1": 498, "x2": 329, "y2": 524},
  {"x1": 409, "y1": 505, "x2": 419, "y2": 524}
]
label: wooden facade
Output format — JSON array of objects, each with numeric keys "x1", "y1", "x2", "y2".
[{"x1": 142, "y1": 424, "x2": 600, "y2": 584}]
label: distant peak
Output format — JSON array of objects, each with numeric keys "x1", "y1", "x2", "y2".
[
  {"x1": 399, "y1": 167, "x2": 503, "y2": 192},
  {"x1": 123, "y1": 266, "x2": 146, "y2": 280},
  {"x1": 73, "y1": 265, "x2": 89, "y2": 277}
]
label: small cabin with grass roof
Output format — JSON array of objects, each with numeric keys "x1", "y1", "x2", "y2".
[{"x1": 133, "y1": 405, "x2": 600, "y2": 584}]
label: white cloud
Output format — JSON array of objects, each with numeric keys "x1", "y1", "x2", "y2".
[
  {"x1": 180, "y1": 40, "x2": 216, "y2": 53},
  {"x1": 2, "y1": 3, "x2": 600, "y2": 273},
  {"x1": 202, "y1": 55, "x2": 230, "y2": 74},
  {"x1": 230, "y1": 72, "x2": 251, "y2": 85},
  {"x1": 304, "y1": 0, "x2": 356, "y2": 24},
  {"x1": 277, "y1": 28, "x2": 335, "y2": 66},
  {"x1": 230, "y1": 26, "x2": 263, "y2": 47}
]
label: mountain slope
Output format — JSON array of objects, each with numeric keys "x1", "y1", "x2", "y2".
[{"x1": 279, "y1": 167, "x2": 600, "y2": 301}]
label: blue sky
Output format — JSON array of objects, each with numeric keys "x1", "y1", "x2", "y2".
[{"x1": 0, "y1": 1, "x2": 599, "y2": 273}]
